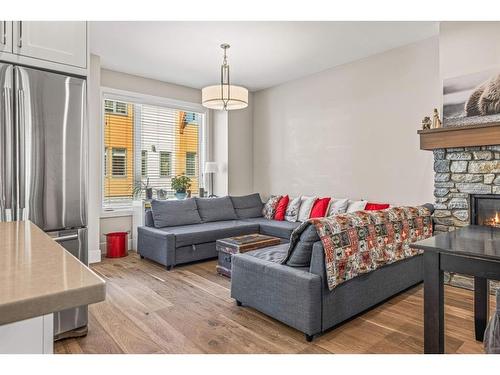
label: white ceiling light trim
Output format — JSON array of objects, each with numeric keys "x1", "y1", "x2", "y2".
[{"x1": 202, "y1": 44, "x2": 248, "y2": 111}]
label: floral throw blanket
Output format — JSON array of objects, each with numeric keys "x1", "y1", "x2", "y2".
[{"x1": 287, "y1": 206, "x2": 433, "y2": 291}]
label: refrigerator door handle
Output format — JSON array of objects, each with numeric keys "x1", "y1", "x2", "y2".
[
  {"x1": 16, "y1": 88, "x2": 26, "y2": 217},
  {"x1": 1, "y1": 66, "x2": 14, "y2": 221},
  {"x1": 1, "y1": 21, "x2": 6, "y2": 45},
  {"x1": 53, "y1": 234, "x2": 79, "y2": 242}
]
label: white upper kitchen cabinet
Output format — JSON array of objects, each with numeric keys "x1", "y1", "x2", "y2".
[
  {"x1": 0, "y1": 21, "x2": 13, "y2": 54},
  {"x1": 13, "y1": 21, "x2": 87, "y2": 68}
]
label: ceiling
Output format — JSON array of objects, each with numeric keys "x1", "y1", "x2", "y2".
[{"x1": 90, "y1": 21, "x2": 439, "y2": 92}]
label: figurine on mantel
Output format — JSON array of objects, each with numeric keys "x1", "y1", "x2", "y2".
[
  {"x1": 421, "y1": 116, "x2": 432, "y2": 130},
  {"x1": 432, "y1": 108, "x2": 442, "y2": 129}
]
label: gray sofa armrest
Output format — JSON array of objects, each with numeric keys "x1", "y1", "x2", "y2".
[
  {"x1": 231, "y1": 252, "x2": 323, "y2": 335},
  {"x1": 309, "y1": 241, "x2": 327, "y2": 283},
  {"x1": 137, "y1": 226, "x2": 176, "y2": 266}
]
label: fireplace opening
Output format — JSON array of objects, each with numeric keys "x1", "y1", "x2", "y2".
[{"x1": 470, "y1": 194, "x2": 500, "y2": 227}]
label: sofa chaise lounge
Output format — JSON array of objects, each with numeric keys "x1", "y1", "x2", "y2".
[
  {"x1": 230, "y1": 205, "x2": 433, "y2": 341},
  {"x1": 137, "y1": 194, "x2": 299, "y2": 269}
]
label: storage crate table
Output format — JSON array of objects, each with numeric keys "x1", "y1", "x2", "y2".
[{"x1": 216, "y1": 234, "x2": 281, "y2": 277}]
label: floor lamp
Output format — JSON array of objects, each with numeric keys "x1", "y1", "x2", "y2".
[{"x1": 204, "y1": 162, "x2": 218, "y2": 198}]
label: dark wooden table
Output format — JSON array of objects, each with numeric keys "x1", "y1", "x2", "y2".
[
  {"x1": 216, "y1": 234, "x2": 281, "y2": 277},
  {"x1": 411, "y1": 225, "x2": 500, "y2": 354}
]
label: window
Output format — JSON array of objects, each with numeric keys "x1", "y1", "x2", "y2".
[
  {"x1": 141, "y1": 150, "x2": 148, "y2": 177},
  {"x1": 104, "y1": 100, "x2": 128, "y2": 115},
  {"x1": 111, "y1": 148, "x2": 127, "y2": 177},
  {"x1": 186, "y1": 152, "x2": 197, "y2": 176},
  {"x1": 160, "y1": 151, "x2": 172, "y2": 177},
  {"x1": 102, "y1": 94, "x2": 206, "y2": 209}
]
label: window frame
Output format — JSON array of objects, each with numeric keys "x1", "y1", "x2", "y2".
[{"x1": 100, "y1": 87, "x2": 209, "y2": 214}]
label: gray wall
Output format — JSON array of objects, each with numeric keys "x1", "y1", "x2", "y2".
[{"x1": 252, "y1": 37, "x2": 440, "y2": 205}]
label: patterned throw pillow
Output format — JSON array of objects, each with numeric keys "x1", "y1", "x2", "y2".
[
  {"x1": 346, "y1": 200, "x2": 368, "y2": 213},
  {"x1": 262, "y1": 195, "x2": 282, "y2": 219},
  {"x1": 285, "y1": 196, "x2": 302, "y2": 222},
  {"x1": 326, "y1": 198, "x2": 349, "y2": 216},
  {"x1": 297, "y1": 196, "x2": 317, "y2": 222}
]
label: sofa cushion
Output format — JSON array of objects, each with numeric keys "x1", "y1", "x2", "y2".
[
  {"x1": 347, "y1": 200, "x2": 368, "y2": 212},
  {"x1": 244, "y1": 217, "x2": 300, "y2": 239},
  {"x1": 298, "y1": 196, "x2": 317, "y2": 222},
  {"x1": 274, "y1": 195, "x2": 289, "y2": 221},
  {"x1": 230, "y1": 193, "x2": 264, "y2": 219},
  {"x1": 262, "y1": 195, "x2": 282, "y2": 219},
  {"x1": 326, "y1": 198, "x2": 349, "y2": 216},
  {"x1": 195, "y1": 197, "x2": 238, "y2": 222},
  {"x1": 285, "y1": 224, "x2": 320, "y2": 267},
  {"x1": 159, "y1": 220, "x2": 259, "y2": 248},
  {"x1": 309, "y1": 197, "x2": 331, "y2": 218},
  {"x1": 365, "y1": 202, "x2": 390, "y2": 211},
  {"x1": 285, "y1": 196, "x2": 301, "y2": 222},
  {"x1": 244, "y1": 243, "x2": 289, "y2": 263},
  {"x1": 151, "y1": 198, "x2": 202, "y2": 228}
]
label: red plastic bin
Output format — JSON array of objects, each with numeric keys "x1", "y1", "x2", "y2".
[{"x1": 106, "y1": 232, "x2": 128, "y2": 258}]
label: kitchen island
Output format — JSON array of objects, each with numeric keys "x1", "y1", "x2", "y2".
[{"x1": 0, "y1": 221, "x2": 106, "y2": 354}]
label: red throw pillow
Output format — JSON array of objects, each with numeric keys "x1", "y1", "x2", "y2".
[
  {"x1": 274, "y1": 195, "x2": 289, "y2": 221},
  {"x1": 309, "y1": 197, "x2": 331, "y2": 218},
  {"x1": 365, "y1": 202, "x2": 390, "y2": 211}
]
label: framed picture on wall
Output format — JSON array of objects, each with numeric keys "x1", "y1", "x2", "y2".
[{"x1": 443, "y1": 68, "x2": 500, "y2": 127}]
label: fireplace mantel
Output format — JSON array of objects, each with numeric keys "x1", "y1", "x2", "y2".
[{"x1": 418, "y1": 122, "x2": 500, "y2": 150}]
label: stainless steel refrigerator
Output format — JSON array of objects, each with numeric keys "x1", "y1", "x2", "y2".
[{"x1": 0, "y1": 63, "x2": 88, "y2": 340}]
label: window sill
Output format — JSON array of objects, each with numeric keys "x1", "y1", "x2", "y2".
[{"x1": 100, "y1": 208, "x2": 134, "y2": 218}]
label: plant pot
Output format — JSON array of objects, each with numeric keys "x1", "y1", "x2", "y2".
[
  {"x1": 175, "y1": 192, "x2": 187, "y2": 200},
  {"x1": 157, "y1": 189, "x2": 166, "y2": 200},
  {"x1": 145, "y1": 188, "x2": 153, "y2": 200}
]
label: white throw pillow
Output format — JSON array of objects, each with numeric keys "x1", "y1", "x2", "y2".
[
  {"x1": 297, "y1": 196, "x2": 317, "y2": 222},
  {"x1": 326, "y1": 198, "x2": 349, "y2": 216},
  {"x1": 285, "y1": 196, "x2": 302, "y2": 222},
  {"x1": 346, "y1": 200, "x2": 368, "y2": 213}
]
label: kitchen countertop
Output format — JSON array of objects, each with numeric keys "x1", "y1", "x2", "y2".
[{"x1": 0, "y1": 221, "x2": 106, "y2": 326}]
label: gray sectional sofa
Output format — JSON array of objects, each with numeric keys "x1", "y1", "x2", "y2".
[
  {"x1": 230, "y1": 205, "x2": 434, "y2": 341},
  {"x1": 230, "y1": 242, "x2": 423, "y2": 341},
  {"x1": 137, "y1": 194, "x2": 299, "y2": 269}
]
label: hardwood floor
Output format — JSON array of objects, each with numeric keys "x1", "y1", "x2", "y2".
[{"x1": 55, "y1": 253, "x2": 494, "y2": 354}]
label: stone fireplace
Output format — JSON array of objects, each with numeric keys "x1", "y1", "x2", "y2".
[{"x1": 433, "y1": 145, "x2": 500, "y2": 233}]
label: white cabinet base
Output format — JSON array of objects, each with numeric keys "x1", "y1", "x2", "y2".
[{"x1": 0, "y1": 314, "x2": 53, "y2": 354}]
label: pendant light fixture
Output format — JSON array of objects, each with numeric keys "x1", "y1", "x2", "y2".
[{"x1": 202, "y1": 44, "x2": 248, "y2": 111}]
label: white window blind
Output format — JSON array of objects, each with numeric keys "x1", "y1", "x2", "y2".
[{"x1": 103, "y1": 97, "x2": 206, "y2": 209}]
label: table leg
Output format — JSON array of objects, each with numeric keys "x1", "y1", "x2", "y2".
[
  {"x1": 424, "y1": 251, "x2": 444, "y2": 354},
  {"x1": 474, "y1": 277, "x2": 489, "y2": 342}
]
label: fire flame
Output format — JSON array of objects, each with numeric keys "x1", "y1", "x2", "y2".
[{"x1": 484, "y1": 212, "x2": 500, "y2": 227}]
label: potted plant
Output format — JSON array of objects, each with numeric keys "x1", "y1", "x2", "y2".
[
  {"x1": 132, "y1": 178, "x2": 153, "y2": 200},
  {"x1": 171, "y1": 175, "x2": 191, "y2": 200}
]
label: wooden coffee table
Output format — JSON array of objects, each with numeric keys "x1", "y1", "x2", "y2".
[{"x1": 216, "y1": 234, "x2": 281, "y2": 277}]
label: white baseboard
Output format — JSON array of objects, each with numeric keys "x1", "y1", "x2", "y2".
[{"x1": 88, "y1": 249, "x2": 102, "y2": 264}]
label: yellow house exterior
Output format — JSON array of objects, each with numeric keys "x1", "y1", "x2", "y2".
[
  {"x1": 175, "y1": 111, "x2": 199, "y2": 195},
  {"x1": 103, "y1": 102, "x2": 135, "y2": 201},
  {"x1": 104, "y1": 101, "x2": 200, "y2": 201}
]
